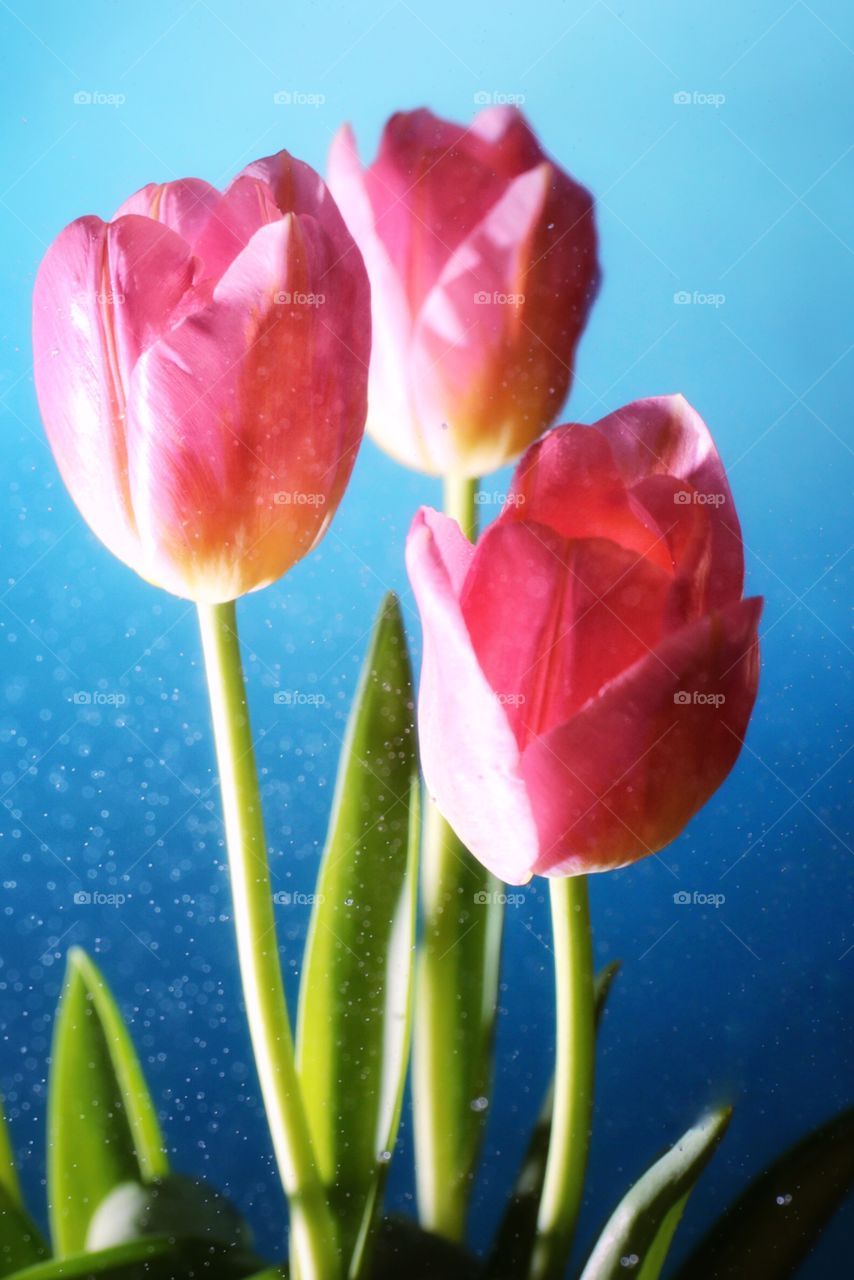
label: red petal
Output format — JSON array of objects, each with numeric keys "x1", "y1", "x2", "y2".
[{"x1": 520, "y1": 597, "x2": 763, "y2": 875}]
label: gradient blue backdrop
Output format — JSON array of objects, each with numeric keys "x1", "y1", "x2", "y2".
[{"x1": 1, "y1": 1, "x2": 852, "y2": 1273}]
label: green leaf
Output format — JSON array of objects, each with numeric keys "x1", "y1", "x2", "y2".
[
  {"x1": 0, "y1": 1102, "x2": 21, "y2": 1213},
  {"x1": 483, "y1": 962, "x2": 622, "y2": 1279},
  {"x1": 296, "y1": 594, "x2": 418, "y2": 1278},
  {"x1": 48, "y1": 949, "x2": 169, "y2": 1255},
  {"x1": 578, "y1": 1106, "x2": 731, "y2": 1280},
  {"x1": 8, "y1": 1237, "x2": 267, "y2": 1279},
  {"x1": 0, "y1": 1184, "x2": 48, "y2": 1276},
  {"x1": 672, "y1": 1105, "x2": 854, "y2": 1279}
]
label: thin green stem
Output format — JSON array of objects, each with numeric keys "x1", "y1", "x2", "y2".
[
  {"x1": 529, "y1": 875, "x2": 595, "y2": 1280},
  {"x1": 413, "y1": 473, "x2": 504, "y2": 1240},
  {"x1": 197, "y1": 601, "x2": 339, "y2": 1280}
]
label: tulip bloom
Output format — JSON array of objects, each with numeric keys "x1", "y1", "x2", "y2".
[
  {"x1": 406, "y1": 396, "x2": 762, "y2": 882},
  {"x1": 33, "y1": 152, "x2": 371, "y2": 603},
  {"x1": 328, "y1": 107, "x2": 599, "y2": 477}
]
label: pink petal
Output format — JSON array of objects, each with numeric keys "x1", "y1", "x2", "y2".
[
  {"x1": 32, "y1": 214, "x2": 196, "y2": 576},
  {"x1": 328, "y1": 125, "x2": 423, "y2": 469},
  {"x1": 189, "y1": 175, "x2": 282, "y2": 282},
  {"x1": 507, "y1": 424, "x2": 674, "y2": 574},
  {"x1": 520, "y1": 597, "x2": 763, "y2": 876},
  {"x1": 409, "y1": 161, "x2": 598, "y2": 476},
  {"x1": 126, "y1": 213, "x2": 370, "y2": 601},
  {"x1": 366, "y1": 108, "x2": 536, "y2": 314},
  {"x1": 460, "y1": 520, "x2": 670, "y2": 747},
  {"x1": 406, "y1": 508, "x2": 540, "y2": 883},
  {"x1": 239, "y1": 149, "x2": 359, "y2": 272},
  {"x1": 596, "y1": 396, "x2": 744, "y2": 606},
  {"x1": 114, "y1": 178, "x2": 221, "y2": 254}
]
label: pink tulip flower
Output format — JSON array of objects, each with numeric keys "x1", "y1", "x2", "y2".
[
  {"x1": 33, "y1": 151, "x2": 371, "y2": 603},
  {"x1": 328, "y1": 107, "x2": 599, "y2": 477},
  {"x1": 406, "y1": 396, "x2": 762, "y2": 882}
]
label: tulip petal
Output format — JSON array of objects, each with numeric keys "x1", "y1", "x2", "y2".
[
  {"x1": 189, "y1": 175, "x2": 282, "y2": 282},
  {"x1": 507, "y1": 424, "x2": 674, "y2": 574},
  {"x1": 410, "y1": 161, "x2": 598, "y2": 477},
  {"x1": 240, "y1": 149, "x2": 360, "y2": 271},
  {"x1": 406, "y1": 508, "x2": 540, "y2": 883},
  {"x1": 127, "y1": 213, "x2": 370, "y2": 601},
  {"x1": 366, "y1": 109, "x2": 545, "y2": 316},
  {"x1": 328, "y1": 125, "x2": 420, "y2": 469},
  {"x1": 32, "y1": 214, "x2": 196, "y2": 574},
  {"x1": 520, "y1": 597, "x2": 762, "y2": 876},
  {"x1": 113, "y1": 178, "x2": 220, "y2": 252},
  {"x1": 460, "y1": 519, "x2": 671, "y2": 746},
  {"x1": 597, "y1": 396, "x2": 745, "y2": 606}
]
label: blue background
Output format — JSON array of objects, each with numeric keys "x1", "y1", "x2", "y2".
[{"x1": 1, "y1": 0, "x2": 851, "y2": 1273}]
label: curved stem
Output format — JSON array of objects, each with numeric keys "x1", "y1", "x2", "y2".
[
  {"x1": 197, "y1": 601, "x2": 339, "y2": 1280},
  {"x1": 413, "y1": 474, "x2": 504, "y2": 1240},
  {"x1": 529, "y1": 875, "x2": 595, "y2": 1280}
]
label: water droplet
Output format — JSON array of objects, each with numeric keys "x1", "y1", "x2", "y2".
[
  {"x1": 470, "y1": 1096, "x2": 488, "y2": 1113},
  {"x1": 776, "y1": 1193, "x2": 792, "y2": 1206},
  {"x1": 620, "y1": 1256, "x2": 639, "y2": 1270}
]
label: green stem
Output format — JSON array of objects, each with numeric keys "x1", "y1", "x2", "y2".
[
  {"x1": 197, "y1": 601, "x2": 339, "y2": 1280},
  {"x1": 413, "y1": 473, "x2": 504, "y2": 1240},
  {"x1": 529, "y1": 876, "x2": 595, "y2": 1280}
]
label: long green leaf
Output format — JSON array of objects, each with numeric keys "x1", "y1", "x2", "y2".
[
  {"x1": 296, "y1": 593, "x2": 418, "y2": 1278},
  {"x1": 8, "y1": 1237, "x2": 267, "y2": 1279},
  {"x1": 48, "y1": 949, "x2": 169, "y2": 1254},
  {"x1": 672, "y1": 1105, "x2": 854, "y2": 1279},
  {"x1": 0, "y1": 1103, "x2": 21, "y2": 1213},
  {"x1": 0, "y1": 1185, "x2": 48, "y2": 1276},
  {"x1": 483, "y1": 961, "x2": 622, "y2": 1279},
  {"x1": 579, "y1": 1106, "x2": 732, "y2": 1280}
]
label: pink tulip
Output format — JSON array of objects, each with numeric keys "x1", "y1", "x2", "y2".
[
  {"x1": 406, "y1": 396, "x2": 762, "y2": 882},
  {"x1": 33, "y1": 152, "x2": 370, "y2": 603},
  {"x1": 328, "y1": 107, "x2": 599, "y2": 477}
]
